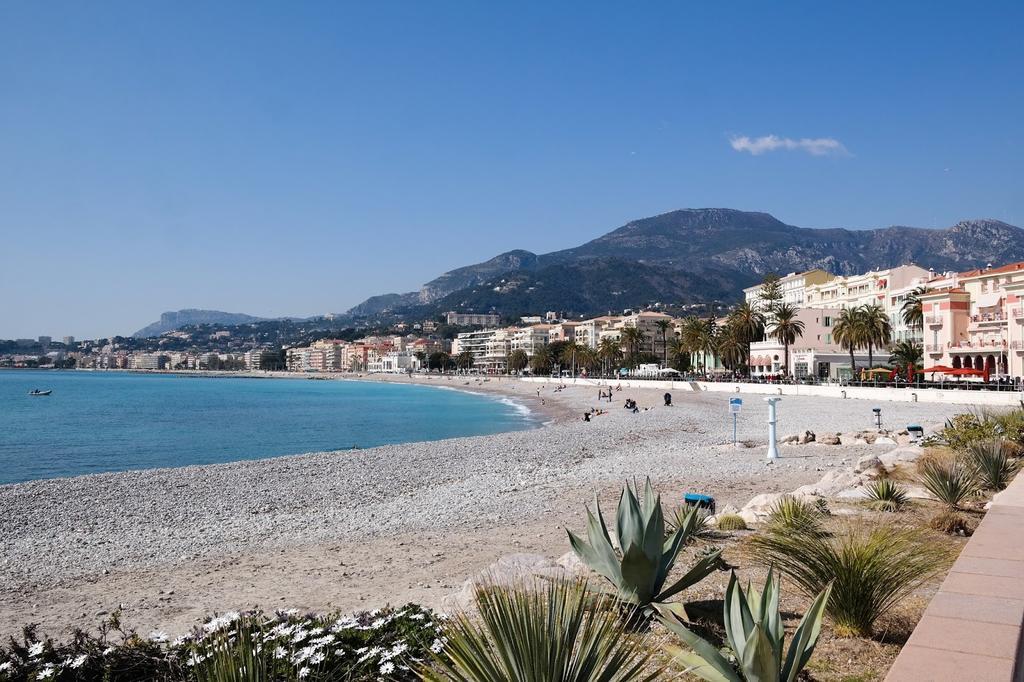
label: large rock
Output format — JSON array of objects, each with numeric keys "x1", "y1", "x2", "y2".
[
  {"x1": 442, "y1": 553, "x2": 586, "y2": 611},
  {"x1": 791, "y1": 469, "x2": 866, "y2": 497},
  {"x1": 854, "y1": 455, "x2": 882, "y2": 474},
  {"x1": 738, "y1": 493, "x2": 787, "y2": 524},
  {"x1": 874, "y1": 437, "x2": 898, "y2": 446},
  {"x1": 818, "y1": 433, "x2": 841, "y2": 445},
  {"x1": 878, "y1": 446, "x2": 922, "y2": 470},
  {"x1": 780, "y1": 434, "x2": 800, "y2": 444}
]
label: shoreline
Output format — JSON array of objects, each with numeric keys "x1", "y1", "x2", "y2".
[{"x1": 0, "y1": 377, "x2": 967, "y2": 639}]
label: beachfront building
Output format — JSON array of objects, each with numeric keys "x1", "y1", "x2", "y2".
[
  {"x1": 919, "y1": 262, "x2": 1024, "y2": 378},
  {"x1": 743, "y1": 269, "x2": 834, "y2": 311},
  {"x1": 130, "y1": 353, "x2": 168, "y2": 370},
  {"x1": 547, "y1": 322, "x2": 578, "y2": 343},
  {"x1": 446, "y1": 311, "x2": 501, "y2": 326},
  {"x1": 750, "y1": 307, "x2": 873, "y2": 379},
  {"x1": 574, "y1": 316, "x2": 621, "y2": 349},
  {"x1": 509, "y1": 325, "x2": 550, "y2": 356},
  {"x1": 610, "y1": 311, "x2": 674, "y2": 357}
]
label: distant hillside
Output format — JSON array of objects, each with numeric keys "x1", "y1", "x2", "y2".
[
  {"x1": 344, "y1": 208, "x2": 1024, "y2": 321},
  {"x1": 133, "y1": 309, "x2": 265, "y2": 338}
]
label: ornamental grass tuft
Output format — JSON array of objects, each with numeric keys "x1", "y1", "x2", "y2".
[
  {"x1": 863, "y1": 479, "x2": 910, "y2": 512},
  {"x1": 966, "y1": 439, "x2": 1021, "y2": 491},
  {"x1": 748, "y1": 524, "x2": 950, "y2": 638},
  {"x1": 919, "y1": 458, "x2": 978, "y2": 510},
  {"x1": 422, "y1": 578, "x2": 658, "y2": 681}
]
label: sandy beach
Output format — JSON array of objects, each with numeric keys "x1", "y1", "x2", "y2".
[{"x1": 0, "y1": 374, "x2": 964, "y2": 639}]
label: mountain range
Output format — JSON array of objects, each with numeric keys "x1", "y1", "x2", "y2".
[
  {"x1": 133, "y1": 309, "x2": 266, "y2": 338},
  {"x1": 344, "y1": 208, "x2": 1024, "y2": 321},
  {"x1": 134, "y1": 209, "x2": 1024, "y2": 337}
]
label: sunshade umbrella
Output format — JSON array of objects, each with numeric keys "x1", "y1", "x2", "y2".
[
  {"x1": 907, "y1": 363, "x2": 915, "y2": 382},
  {"x1": 984, "y1": 356, "x2": 993, "y2": 382},
  {"x1": 921, "y1": 365, "x2": 954, "y2": 373},
  {"x1": 949, "y1": 368, "x2": 985, "y2": 377},
  {"x1": 864, "y1": 367, "x2": 892, "y2": 375}
]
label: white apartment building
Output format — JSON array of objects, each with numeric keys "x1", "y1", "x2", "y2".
[
  {"x1": 575, "y1": 316, "x2": 621, "y2": 349},
  {"x1": 743, "y1": 269, "x2": 834, "y2": 311},
  {"x1": 446, "y1": 312, "x2": 502, "y2": 326}
]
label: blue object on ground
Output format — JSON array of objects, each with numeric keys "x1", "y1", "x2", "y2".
[{"x1": 683, "y1": 493, "x2": 716, "y2": 513}]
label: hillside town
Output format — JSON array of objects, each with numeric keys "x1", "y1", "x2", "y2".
[{"x1": 7, "y1": 259, "x2": 1024, "y2": 385}]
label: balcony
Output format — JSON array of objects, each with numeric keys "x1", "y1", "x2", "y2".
[
  {"x1": 1014, "y1": 308, "x2": 1024, "y2": 321},
  {"x1": 926, "y1": 344, "x2": 944, "y2": 356},
  {"x1": 926, "y1": 315, "x2": 943, "y2": 327},
  {"x1": 969, "y1": 313, "x2": 1007, "y2": 329},
  {"x1": 949, "y1": 338, "x2": 1008, "y2": 350}
]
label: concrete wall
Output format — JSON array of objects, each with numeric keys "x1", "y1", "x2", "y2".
[{"x1": 521, "y1": 376, "x2": 1024, "y2": 406}]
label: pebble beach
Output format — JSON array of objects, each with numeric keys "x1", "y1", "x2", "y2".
[{"x1": 0, "y1": 375, "x2": 965, "y2": 638}]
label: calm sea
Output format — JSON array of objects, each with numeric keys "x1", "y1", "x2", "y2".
[{"x1": 0, "y1": 370, "x2": 535, "y2": 485}]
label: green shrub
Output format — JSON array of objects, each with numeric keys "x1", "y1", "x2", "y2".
[
  {"x1": 766, "y1": 496, "x2": 825, "y2": 534},
  {"x1": 422, "y1": 579, "x2": 657, "y2": 681},
  {"x1": 985, "y1": 407, "x2": 1024, "y2": 447},
  {"x1": 656, "y1": 569, "x2": 830, "y2": 682},
  {"x1": 567, "y1": 479, "x2": 721, "y2": 610},
  {"x1": 716, "y1": 514, "x2": 748, "y2": 531},
  {"x1": 864, "y1": 479, "x2": 909, "y2": 512},
  {"x1": 966, "y1": 439, "x2": 1021, "y2": 491},
  {"x1": 748, "y1": 525, "x2": 950, "y2": 637},
  {"x1": 920, "y1": 458, "x2": 978, "y2": 509},
  {"x1": 940, "y1": 412, "x2": 1001, "y2": 452}
]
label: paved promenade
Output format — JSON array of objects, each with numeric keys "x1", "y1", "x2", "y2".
[{"x1": 886, "y1": 475, "x2": 1024, "y2": 681}]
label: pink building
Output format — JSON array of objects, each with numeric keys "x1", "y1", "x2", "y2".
[{"x1": 921, "y1": 262, "x2": 1024, "y2": 378}]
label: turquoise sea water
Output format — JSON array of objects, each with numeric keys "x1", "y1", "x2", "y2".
[{"x1": 0, "y1": 370, "x2": 535, "y2": 485}]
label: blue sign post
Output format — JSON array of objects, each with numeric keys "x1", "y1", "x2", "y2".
[{"x1": 729, "y1": 397, "x2": 742, "y2": 446}]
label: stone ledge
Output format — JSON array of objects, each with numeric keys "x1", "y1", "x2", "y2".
[{"x1": 886, "y1": 474, "x2": 1024, "y2": 681}]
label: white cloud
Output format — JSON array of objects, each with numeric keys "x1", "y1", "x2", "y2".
[{"x1": 729, "y1": 134, "x2": 848, "y2": 156}]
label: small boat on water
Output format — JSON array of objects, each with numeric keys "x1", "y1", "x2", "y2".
[{"x1": 28, "y1": 389, "x2": 52, "y2": 396}]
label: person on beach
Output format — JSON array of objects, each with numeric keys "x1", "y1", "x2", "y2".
[
  {"x1": 664, "y1": 392, "x2": 672, "y2": 406},
  {"x1": 583, "y1": 412, "x2": 591, "y2": 422}
]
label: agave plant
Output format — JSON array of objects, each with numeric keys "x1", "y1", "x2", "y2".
[
  {"x1": 920, "y1": 458, "x2": 978, "y2": 509},
  {"x1": 656, "y1": 569, "x2": 831, "y2": 682},
  {"x1": 668, "y1": 506, "x2": 712, "y2": 539},
  {"x1": 567, "y1": 479, "x2": 722, "y2": 610},
  {"x1": 966, "y1": 439, "x2": 1021, "y2": 491},
  {"x1": 423, "y1": 578, "x2": 659, "y2": 681},
  {"x1": 749, "y1": 525, "x2": 949, "y2": 637},
  {"x1": 864, "y1": 479, "x2": 909, "y2": 512},
  {"x1": 766, "y1": 496, "x2": 825, "y2": 534}
]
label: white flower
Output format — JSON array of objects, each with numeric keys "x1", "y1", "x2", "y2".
[
  {"x1": 310, "y1": 652, "x2": 325, "y2": 665},
  {"x1": 390, "y1": 642, "x2": 408, "y2": 656},
  {"x1": 28, "y1": 642, "x2": 44, "y2": 658},
  {"x1": 370, "y1": 618, "x2": 387, "y2": 629},
  {"x1": 369, "y1": 609, "x2": 382, "y2": 617},
  {"x1": 149, "y1": 631, "x2": 169, "y2": 643},
  {"x1": 298, "y1": 666, "x2": 310, "y2": 678},
  {"x1": 379, "y1": 660, "x2": 395, "y2": 675},
  {"x1": 38, "y1": 664, "x2": 55, "y2": 679},
  {"x1": 102, "y1": 647, "x2": 115, "y2": 656},
  {"x1": 408, "y1": 613, "x2": 425, "y2": 620},
  {"x1": 171, "y1": 636, "x2": 188, "y2": 648},
  {"x1": 430, "y1": 638, "x2": 446, "y2": 654},
  {"x1": 0, "y1": 661, "x2": 13, "y2": 672},
  {"x1": 274, "y1": 646, "x2": 287, "y2": 659},
  {"x1": 70, "y1": 654, "x2": 88, "y2": 669},
  {"x1": 357, "y1": 646, "x2": 382, "y2": 663},
  {"x1": 284, "y1": 608, "x2": 299, "y2": 616}
]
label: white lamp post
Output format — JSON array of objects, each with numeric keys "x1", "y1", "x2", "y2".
[{"x1": 764, "y1": 396, "x2": 782, "y2": 460}]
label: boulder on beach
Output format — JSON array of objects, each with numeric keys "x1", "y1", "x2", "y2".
[{"x1": 441, "y1": 552, "x2": 587, "y2": 611}]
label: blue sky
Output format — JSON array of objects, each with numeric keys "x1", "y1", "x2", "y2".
[{"x1": 2, "y1": 2, "x2": 1022, "y2": 338}]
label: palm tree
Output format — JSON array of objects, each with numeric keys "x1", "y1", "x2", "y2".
[
  {"x1": 832, "y1": 306, "x2": 863, "y2": 378},
  {"x1": 860, "y1": 304, "x2": 892, "y2": 369},
  {"x1": 506, "y1": 349, "x2": 529, "y2": 374},
  {"x1": 619, "y1": 326, "x2": 646, "y2": 369},
  {"x1": 901, "y1": 286, "x2": 929, "y2": 332},
  {"x1": 728, "y1": 301, "x2": 765, "y2": 375},
  {"x1": 529, "y1": 345, "x2": 552, "y2": 375},
  {"x1": 889, "y1": 340, "x2": 923, "y2": 370},
  {"x1": 769, "y1": 304, "x2": 805, "y2": 376},
  {"x1": 716, "y1": 322, "x2": 747, "y2": 371},
  {"x1": 576, "y1": 346, "x2": 599, "y2": 374},
  {"x1": 679, "y1": 317, "x2": 705, "y2": 371},
  {"x1": 654, "y1": 319, "x2": 673, "y2": 367},
  {"x1": 455, "y1": 350, "x2": 475, "y2": 372},
  {"x1": 699, "y1": 317, "x2": 719, "y2": 373},
  {"x1": 668, "y1": 335, "x2": 690, "y2": 372},
  {"x1": 597, "y1": 337, "x2": 623, "y2": 378}
]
